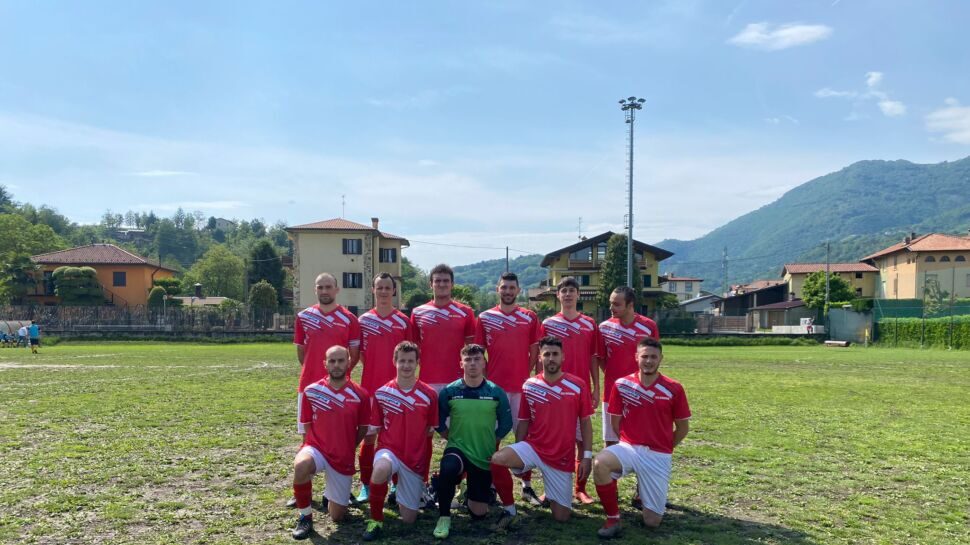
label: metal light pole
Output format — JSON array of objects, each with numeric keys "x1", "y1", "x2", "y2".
[{"x1": 619, "y1": 96, "x2": 645, "y2": 288}]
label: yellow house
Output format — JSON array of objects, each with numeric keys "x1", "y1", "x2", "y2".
[
  {"x1": 660, "y1": 274, "x2": 704, "y2": 302},
  {"x1": 861, "y1": 232, "x2": 970, "y2": 299},
  {"x1": 286, "y1": 217, "x2": 409, "y2": 314},
  {"x1": 29, "y1": 243, "x2": 176, "y2": 307},
  {"x1": 781, "y1": 263, "x2": 878, "y2": 299},
  {"x1": 534, "y1": 231, "x2": 673, "y2": 317}
]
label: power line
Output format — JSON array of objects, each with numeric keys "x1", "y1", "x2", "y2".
[{"x1": 407, "y1": 239, "x2": 540, "y2": 255}]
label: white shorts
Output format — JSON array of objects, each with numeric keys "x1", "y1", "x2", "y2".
[
  {"x1": 297, "y1": 393, "x2": 305, "y2": 434},
  {"x1": 508, "y1": 393, "x2": 522, "y2": 425},
  {"x1": 602, "y1": 402, "x2": 619, "y2": 443},
  {"x1": 298, "y1": 445, "x2": 353, "y2": 507},
  {"x1": 604, "y1": 442, "x2": 672, "y2": 516},
  {"x1": 373, "y1": 449, "x2": 423, "y2": 510},
  {"x1": 508, "y1": 442, "x2": 573, "y2": 509}
]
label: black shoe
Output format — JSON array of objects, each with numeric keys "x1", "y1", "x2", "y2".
[
  {"x1": 320, "y1": 494, "x2": 329, "y2": 511},
  {"x1": 631, "y1": 494, "x2": 643, "y2": 511},
  {"x1": 292, "y1": 515, "x2": 314, "y2": 540},
  {"x1": 522, "y1": 486, "x2": 542, "y2": 506},
  {"x1": 422, "y1": 478, "x2": 438, "y2": 510},
  {"x1": 387, "y1": 488, "x2": 397, "y2": 507},
  {"x1": 286, "y1": 497, "x2": 297, "y2": 508}
]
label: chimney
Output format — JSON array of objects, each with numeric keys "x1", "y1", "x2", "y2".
[
  {"x1": 911, "y1": 231, "x2": 916, "y2": 240},
  {"x1": 194, "y1": 283, "x2": 203, "y2": 299},
  {"x1": 371, "y1": 217, "x2": 380, "y2": 229},
  {"x1": 904, "y1": 236, "x2": 911, "y2": 244}
]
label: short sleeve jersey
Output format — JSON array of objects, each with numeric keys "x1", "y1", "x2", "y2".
[
  {"x1": 359, "y1": 308, "x2": 413, "y2": 394},
  {"x1": 540, "y1": 313, "x2": 599, "y2": 389},
  {"x1": 437, "y1": 379, "x2": 513, "y2": 470},
  {"x1": 520, "y1": 372, "x2": 594, "y2": 472},
  {"x1": 606, "y1": 372, "x2": 691, "y2": 454},
  {"x1": 411, "y1": 301, "x2": 476, "y2": 385},
  {"x1": 294, "y1": 305, "x2": 361, "y2": 392},
  {"x1": 300, "y1": 378, "x2": 371, "y2": 475},
  {"x1": 475, "y1": 306, "x2": 541, "y2": 393},
  {"x1": 370, "y1": 380, "x2": 438, "y2": 475},
  {"x1": 596, "y1": 314, "x2": 659, "y2": 401}
]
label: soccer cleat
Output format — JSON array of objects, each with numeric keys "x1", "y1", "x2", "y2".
[
  {"x1": 538, "y1": 493, "x2": 551, "y2": 509},
  {"x1": 433, "y1": 516, "x2": 451, "y2": 539},
  {"x1": 575, "y1": 490, "x2": 595, "y2": 505},
  {"x1": 286, "y1": 497, "x2": 298, "y2": 508},
  {"x1": 521, "y1": 486, "x2": 542, "y2": 506},
  {"x1": 355, "y1": 484, "x2": 370, "y2": 504},
  {"x1": 597, "y1": 521, "x2": 622, "y2": 539},
  {"x1": 320, "y1": 494, "x2": 329, "y2": 511},
  {"x1": 422, "y1": 480, "x2": 438, "y2": 510},
  {"x1": 493, "y1": 510, "x2": 516, "y2": 533},
  {"x1": 291, "y1": 515, "x2": 314, "y2": 540},
  {"x1": 362, "y1": 519, "x2": 383, "y2": 541},
  {"x1": 387, "y1": 483, "x2": 397, "y2": 507}
]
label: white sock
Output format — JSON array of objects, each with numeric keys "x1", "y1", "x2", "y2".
[
  {"x1": 504, "y1": 505, "x2": 516, "y2": 516},
  {"x1": 299, "y1": 506, "x2": 312, "y2": 517}
]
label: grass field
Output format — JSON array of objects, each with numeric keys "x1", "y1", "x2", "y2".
[{"x1": 1, "y1": 343, "x2": 968, "y2": 545}]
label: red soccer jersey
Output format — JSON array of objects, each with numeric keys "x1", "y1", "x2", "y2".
[
  {"x1": 519, "y1": 372, "x2": 594, "y2": 472},
  {"x1": 411, "y1": 300, "x2": 476, "y2": 385},
  {"x1": 370, "y1": 380, "x2": 439, "y2": 475},
  {"x1": 359, "y1": 308, "x2": 413, "y2": 394},
  {"x1": 606, "y1": 373, "x2": 691, "y2": 454},
  {"x1": 294, "y1": 305, "x2": 361, "y2": 392},
  {"x1": 300, "y1": 378, "x2": 371, "y2": 475},
  {"x1": 596, "y1": 314, "x2": 659, "y2": 401},
  {"x1": 540, "y1": 313, "x2": 599, "y2": 390},
  {"x1": 475, "y1": 306, "x2": 541, "y2": 393}
]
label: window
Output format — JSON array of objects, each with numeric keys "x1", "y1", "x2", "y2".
[
  {"x1": 855, "y1": 272, "x2": 863, "y2": 279},
  {"x1": 668, "y1": 281, "x2": 677, "y2": 292},
  {"x1": 595, "y1": 243, "x2": 607, "y2": 260},
  {"x1": 579, "y1": 275, "x2": 591, "y2": 286},
  {"x1": 685, "y1": 281, "x2": 693, "y2": 292},
  {"x1": 342, "y1": 238, "x2": 362, "y2": 255},
  {"x1": 379, "y1": 248, "x2": 397, "y2": 263},
  {"x1": 112, "y1": 271, "x2": 127, "y2": 287},
  {"x1": 570, "y1": 247, "x2": 592, "y2": 261},
  {"x1": 956, "y1": 256, "x2": 966, "y2": 262},
  {"x1": 635, "y1": 251, "x2": 644, "y2": 263},
  {"x1": 642, "y1": 275, "x2": 652, "y2": 288},
  {"x1": 940, "y1": 256, "x2": 951, "y2": 262},
  {"x1": 925, "y1": 256, "x2": 936, "y2": 262},
  {"x1": 855, "y1": 288, "x2": 863, "y2": 296},
  {"x1": 342, "y1": 272, "x2": 363, "y2": 288}
]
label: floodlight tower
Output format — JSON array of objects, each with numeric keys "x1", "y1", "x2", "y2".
[{"x1": 619, "y1": 96, "x2": 645, "y2": 288}]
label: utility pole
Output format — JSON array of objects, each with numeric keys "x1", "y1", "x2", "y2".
[
  {"x1": 505, "y1": 246, "x2": 509, "y2": 272},
  {"x1": 824, "y1": 241, "x2": 831, "y2": 309},
  {"x1": 619, "y1": 96, "x2": 645, "y2": 288},
  {"x1": 341, "y1": 195, "x2": 346, "y2": 218},
  {"x1": 722, "y1": 246, "x2": 729, "y2": 296}
]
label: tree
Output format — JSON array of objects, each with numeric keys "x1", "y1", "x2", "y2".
[
  {"x1": 53, "y1": 266, "x2": 104, "y2": 305},
  {"x1": 657, "y1": 293, "x2": 680, "y2": 310},
  {"x1": 923, "y1": 276, "x2": 950, "y2": 318},
  {"x1": 147, "y1": 286, "x2": 167, "y2": 309},
  {"x1": 596, "y1": 234, "x2": 643, "y2": 310},
  {"x1": 249, "y1": 280, "x2": 278, "y2": 328},
  {"x1": 0, "y1": 184, "x2": 14, "y2": 212},
  {"x1": 801, "y1": 271, "x2": 854, "y2": 310},
  {"x1": 153, "y1": 277, "x2": 183, "y2": 296},
  {"x1": 187, "y1": 245, "x2": 246, "y2": 301},
  {"x1": 0, "y1": 214, "x2": 66, "y2": 258},
  {"x1": 451, "y1": 284, "x2": 476, "y2": 306},
  {"x1": 247, "y1": 239, "x2": 285, "y2": 303},
  {"x1": 0, "y1": 255, "x2": 39, "y2": 304}
]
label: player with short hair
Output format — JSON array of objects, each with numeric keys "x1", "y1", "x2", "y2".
[
  {"x1": 592, "y1": 337, "x2": 690, "y2": 538},
  {"x1": 539, "y1": 276, "x2": 601, "y2": 503},
  {"x1": 290, "y1": 346, "x2": 371, "y2": 540},
  {"x1": 475, "y1": 272, "x2": 542, "y2": 505},
  {"x1": 432, "y1": 344, "x2": 513, "y2": 539},
  {"x1": 355, "y1": 273, "x2": 413, "y2": 504},
  {"x1": 490, "y1": 336, "x2": 594, "y2": 526},
  {"x1": 362, "y1": 341, "x2": 438, "y2": 541}
]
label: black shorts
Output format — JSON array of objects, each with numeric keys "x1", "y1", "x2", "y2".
[
  {"x1": 30, "y1": 338, "x2": 39, "y2": 346},
  {"x1": 442, "y1": 447, "x2": 492, "y2": 503}
]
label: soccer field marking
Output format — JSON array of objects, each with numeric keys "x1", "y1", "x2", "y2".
[{"x1": 0, "y1": 361, "x2": 289, "y2": 390}]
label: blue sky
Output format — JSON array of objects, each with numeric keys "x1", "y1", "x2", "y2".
[{"x1": 2, "y1": 1, "x2": 969, "y2": 269}]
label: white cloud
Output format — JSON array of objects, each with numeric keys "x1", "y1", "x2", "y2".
[
  {"x1": 865, "y1": 71, "x2": 883, "y2": 88},
  {"x1": 417, "y1": 159, "x2": 439, "y2": 167},
  {"x1": 878, "y1": 100, "x2": 906, "y2": 117},
  {"x1": 764, "y1": 115, "x2": 799, "y2": 125},
  {"x1": 728, "y1": 22, "x2": 832, "y2": 50},
  {"x1": 815, "y1": 72, "x2": 906, "y2": 118},
  {"x1": 925, "y1": 98, "x2": 970, "y2": 144},
  {"x1": 129, "y1": 170, "x2": 197, "y2": 177},
  {"x1": 815, "y1": 88, "x2": 857, "y2": 99}
]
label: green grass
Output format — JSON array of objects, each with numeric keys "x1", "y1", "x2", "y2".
[{"x1": 1, "y1": 343, "x2": 968, "y2": 544}]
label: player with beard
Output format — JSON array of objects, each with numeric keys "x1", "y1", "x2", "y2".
[
  {"x1": 354, "y1": 273, "x2": 413, "y2": 504},
  {"x1": 288, "y1": 273, "x2": 361, "y2": 508},
  {"x1": 490, "y1": 336, "x2": 594, "y2": 528},
  {"x1": 290, "y1": 346, "x2": 371, "y2": 540},
  {"x1": 475, "y1": 272, "x2": 541, "y2": 506},
  {"x1": 592, "y1": 337, "x2": 690, "y2": 538}
]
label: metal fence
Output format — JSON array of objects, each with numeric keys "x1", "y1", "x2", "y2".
[{"x1": 0, "y1": 305, "x2": 295, "y2": 334}]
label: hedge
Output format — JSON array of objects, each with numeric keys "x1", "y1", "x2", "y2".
[{"x1": 875, "y1": 316, "x2": 970, "y2": 349}]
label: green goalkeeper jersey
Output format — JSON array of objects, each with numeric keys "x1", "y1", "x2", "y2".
[{"x1": 436, "y1": 379, "x2": 513, "y2": 470}]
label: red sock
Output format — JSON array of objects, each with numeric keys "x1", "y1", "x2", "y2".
[
  {"x1": 359, "y1": 442, "x2": 375, "y2": 486},
  {"x1": 422, "y1": 436, "x2": 433, "y2": 482},
  {"x1": 294, "y1": 481, "x2": 313, "y2": 510},
  {"x1": 490, "y1": 463, "x2": 515, "y2": 507},
  {"x1": 520, "y1": 469, "x2": 533, "y2": 484},
  {"x1": 369, "y1": 482, "x2": 388, "y2": 521},
  {"x1": 595, "y1": 480, "x2": 620, "y2": 522}
]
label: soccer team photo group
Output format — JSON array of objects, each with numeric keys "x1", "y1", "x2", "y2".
[{"x1": 287, "y1": 266, "x2": 690, "y2": 541}]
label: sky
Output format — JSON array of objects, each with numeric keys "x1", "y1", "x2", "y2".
[{"x1": 2, "y1": 1, "x2": 969, "y2": 269}]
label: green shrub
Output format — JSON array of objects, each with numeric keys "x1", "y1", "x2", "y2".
[
  {"x1": 147, "y1": 286, "x2": 167, "y2": 308},
  {"x1": 875, "y1": 316, "x2": 970, "y2": 349},
  {"x1": 661, "y1": 336, "x2": 819, "y2": 347},
  {"x1": 153, "y1": 277, "x2": 183, "y2": 296}
]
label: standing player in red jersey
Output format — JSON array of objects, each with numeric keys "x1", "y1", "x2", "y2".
[
  {"x1": 596, "y1": 286, "x2": 659, "y2": 446},
  {"x1": 361, "y1": 341, "x2": 438, "y2": 541},
  {"x1": 592, "y1": 337, "x2": 690, "y2": 538},
  {"x1": 475, "y1": 272, "x2": 542, "y2": 505},
  {"x1": 539, "y1": 276, "x2": 601, "y2": 503},
  {"x1": 490, "y1": 336, "x2": 594, "y2": 528},
  {"x1": 290, "y1": 346, "x2": 371, "y2": 540},
  {"x1": 410, "y1": 263, "x2": 476, "y2": 503},
  {"x1": 354, "y1": 273, "x2": 413, "y2": 505}
]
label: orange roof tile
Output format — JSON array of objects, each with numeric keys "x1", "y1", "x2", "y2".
[
  {"x1": 286, "y1": 217, "x2": 408, "y2": 242},
  {"x1": 783, "y1": 263, "x2": 878, "y2": 275},
  {"x1": 862, "y1": 233, "x2": 970, "y2": 261},
  {"x1": 30, "y1": 244, "x2": 175, "y2": 270}
]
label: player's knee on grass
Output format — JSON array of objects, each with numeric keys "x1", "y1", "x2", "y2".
[
  {"x1": 371, "y1": 459, "x2": 392, "y2": 484},
  {"x1": 399, "y1": 507, "x2": 419, "y2": 524},
  {"x1": 293, "y1": 454, "x2": 316, "y2": 483},
  {"x1": 641, "y1": 509, "x2": 663, "y2": 528},
  {"x1": 329, "y1": 502, "x2": 349, "y2": 522},
  {"x1": 490, "y1": 447, "x2": 524, "y2": 470},
  {"x1": 467, "y1": 500, "x2": 489, "y2": 518},
  {"x1": 550, "y1": 502, "x2": 571, "y2": 522}
]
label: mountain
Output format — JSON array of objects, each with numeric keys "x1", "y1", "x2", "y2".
[
  {"x1": 657, "y1": 156, "x2": 970, "y2": 292},
  {"x1": 454, "y1": 254, "x2": 545, "y2": 289}
]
